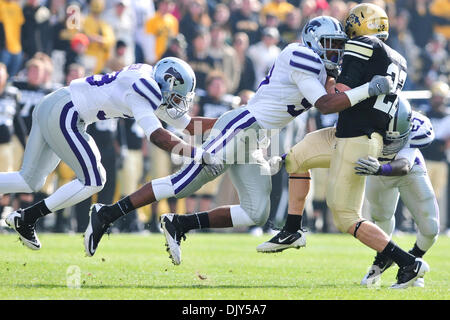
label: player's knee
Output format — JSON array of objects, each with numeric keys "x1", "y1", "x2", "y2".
[
  {"x1": 330, "y1": 208, "x2": 361, "y2": 233},
  {"x1": 285, "y1": 150, "x2": 307, "y2": 175},
  {"x1": 418, "y1": 218, "x2": 440, "y2": 239},
  {"x1": 19, "y1": 171, "x2": 45, "y2": 192},
  {"x1": 242, "y1": 197, "x2": 270, "y2": 227}
]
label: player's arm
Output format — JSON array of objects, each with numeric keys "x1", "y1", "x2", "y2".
[
  {"x1": 355, "y1": 156, "x2": 411, "y2": 176},
  {"x1": 295, "y1": 72, "x2": 392, "y2": 115},
  {"x1": 184, "y1": 117, "x2": 217, "y2": 135},
  {"x1": 154, "y1": 106, "x2": 217, "y2": 136}
]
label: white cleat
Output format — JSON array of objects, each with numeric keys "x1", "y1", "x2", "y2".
[
  {"x1": 160, "y1": 213, "x2": 186, "y2": 265},
  {"x1": 256, "y1": 229, "x2": 306, "y2": 253}
]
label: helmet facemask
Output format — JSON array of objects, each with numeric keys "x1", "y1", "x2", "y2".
[
  {"x1": 317, "y1": 35, "x2": 347, "y2": 70},
  {"x1": 382, "y1": 128, "x2": 411, "y2": 155},
  {"x1": 161, "y1": 76, "x2": 194, "y2": 119}
]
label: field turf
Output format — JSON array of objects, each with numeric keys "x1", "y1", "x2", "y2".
[{"x1": 0, "y1": 232, "x2": 449, "y2": 300}]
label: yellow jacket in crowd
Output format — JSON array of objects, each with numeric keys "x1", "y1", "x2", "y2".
[{"x1": 0, "y1": 0, "x2": 25, "y2": 54}]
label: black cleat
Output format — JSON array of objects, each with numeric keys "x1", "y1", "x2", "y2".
[
  {"x1": 84, "y1": 204, "x2": 111, "y2": 257},
  {"x1": 5, "y1": 209, "x2": 41, "y2": 250},
  {"x1": 256, "y1": 229, "x2": 306, "y2": 253},
  {"x1": 160, "y1": 213, "x2": 186, "y2": 265},
  {"x1": 390, "y1": 258, "x2": 430, "y2": 289}
]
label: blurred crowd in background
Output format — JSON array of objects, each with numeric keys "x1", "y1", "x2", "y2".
[{"x1": 0, "y1": 0, "x2": 449, "y2": 236}]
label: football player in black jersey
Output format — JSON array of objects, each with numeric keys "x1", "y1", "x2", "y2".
[{"x1": 258, "y1": 4, "x2": 429, "y2": 289}]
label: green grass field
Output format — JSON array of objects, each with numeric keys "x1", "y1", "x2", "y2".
[{"x1": 0, "y1": 232, "x2": 449, "y2": 300}]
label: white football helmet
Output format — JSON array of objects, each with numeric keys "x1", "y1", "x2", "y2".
[
  {"x1": 383, "y1": 97, "x2": 412, "y2": 155},
  {"x1": 302, "y1": 16, "x2": 348, "y2": 70},
  {"x1": 152, "y1": 57, "x2": 196, "y2": 119}
]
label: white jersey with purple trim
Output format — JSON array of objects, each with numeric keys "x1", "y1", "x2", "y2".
[
  {"x1": 69, "y1": 63, "x2": 191, "y2": 139},
  {"x1": 245, "y1": 43, "x2": 327, "y2": 129}
]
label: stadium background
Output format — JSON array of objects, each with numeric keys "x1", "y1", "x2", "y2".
[{"x1": 0, "y1": 0, "x2": 449, "y2": 237}]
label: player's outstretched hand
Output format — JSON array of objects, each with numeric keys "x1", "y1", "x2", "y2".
[
  {"x1": 355, "y1": 156, "x2": 381, "y2": 175},
  {"x1": 368, "y1": 75, "x2": 394, "y2": 96},
  {"x1": 202, "y1": 151, "x2": 224, "y2": 176}
]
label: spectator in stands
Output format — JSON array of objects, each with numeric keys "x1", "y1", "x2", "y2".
[
  {"x1": 64, "y1": 33, "x2": 89, "y2": 75},
  {"x1": 421, "y1": 81, "x2": 450, "y2": 209},
  {"x1": 429, "y1": 0, "x2": 450, "y2": 41},
  {"x1": 162, "y1": 34, "x2": 188, "y2": 61},
  {"x1": 0, "y1": 62, "x2": 26, "y2": 216},
  {"x1": 278, "y1": 8, "x2": 302, "y2": 48},
  {"x1": 230, "y1": 0, "x2": 261, "y2": 45},
  {"x1": 82, "y1": 0, "x2": 115, "y2": 73},
  {"x1": 130, "y1": 0, "x2": 155, "y2": 63},
  {"x1": 260, "y1": 0, "x2": 294, "y2": 24},
  {"x1": 21, "y1": 0, "x2": 52, "y2": 60},
  {"x1": 105, "y1": 40, "x2": 128, "y2": 73},
  {"x1": 247, "y1": 27, "x2": 281, "y2": 90},
  {"x1": 179, "y1": 0, "x2": 211, "y2": 45},
  {"x1": 209, "y1": 23, "x2": 241, "y2": 94},
  {"x1": 186, "y1": 26, "x2": 215, "y2": 92},
  {"x1": 424, "y1": 33, "x2": 448, "y2": 88},
  {"x1": 0, "y1": 0, "x2": 25, "y2": 77},
  {"x1": 213, "y1": 3, "x2": 232, "y2": 35},
  {"x1": 232, "y1": 32, "x2": 256, "y2": 95},
  {"x1": 103, "y1": 0, "x2": 136, "y2": 66},
  {"x1": 328, "y1": 0, "x2": 348, "y2": 23},
  {"x1": 144, "y1": 0, "x2": 178, "y2": 65}
]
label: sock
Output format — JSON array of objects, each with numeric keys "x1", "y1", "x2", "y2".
[
  {"x1": 284, "y1": 214, "x2": 302, "y2": 233},
  {"x1": 381, "y1": 241, "x2": 416, "y2": 268},
  {"x1": 102, "y1": 196, "x2": 135, "y2": 224},
  {"x1": 409, "y1": 242, "x2": 426, "y2": 258},
  {"x1": 22, "y1": 200, "x2": 51, "y2": 224},
  {"x1": 178, "y1": 212, "x2": 209, "y2": 233}
]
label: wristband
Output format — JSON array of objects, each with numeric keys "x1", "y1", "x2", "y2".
[
  {"x1": 344, "y1": 83, "x2": 370, "y2": 106},
  {"x1": 378, "y1": 163, "x2": 392, "y2": 176}
]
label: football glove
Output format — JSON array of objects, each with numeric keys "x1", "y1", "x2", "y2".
[
  {"x1": 368, "y1": 75, "x2": 394, "y2": 97},
  {"x1": 355, "y1": 156, "x2": 381, "y2": 176},
  {"x1": 201, "y1": 151, "x2": 224, "y2": 177},
  {"x1": 326, "y1": 66, "x2": 341, "y2": 80}
]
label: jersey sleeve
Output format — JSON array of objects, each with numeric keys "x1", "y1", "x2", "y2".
[
  {"x1": 130, "y1": 77, "x2": 163, "y2": 111},
  {"x1": 337, "y1": 37, "x2": 375, "y2": 88},
  {"x1": 288, "y1": 46, "x2": 324, "y2": 77},
  {"x1": 125, "y1": 93, "x2": 162, "y2": 140},
  {"x1": 408, "y1": 112, "x2": 435, "y2": 149},
  {"x1": 287, "y1": 46, "x2": 327, "y2": 105}
]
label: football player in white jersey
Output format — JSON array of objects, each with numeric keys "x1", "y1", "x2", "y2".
[
  {"x1": 2, "y1": 57, "x2": 220, "y2": 250},
  {"x1": 356, "y1": 100, "x2": 439, "y2": 288},
  {"x1": 85, "y1": 16, "x2": 395, "y2": 261}
]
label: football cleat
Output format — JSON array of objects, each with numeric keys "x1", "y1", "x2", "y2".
[
  {"x1": 5, "y1": 209, "x2": 41, "y2": 250},
  {"x1": 390, "y1": 258, "x2": 429, "y2": 289},
  {"x1": 361, "y1": 253, "x2": 394, "y2": 286},
  {"x1": 256, "y1": 229, "x2": 306, "y2": 253},
  {"x1": 160, "y1": 213, "x2": 186, "y2": 265},
  {"x1": 84, "y1": 204, "x2": 111, "y2": 257},
  {"x1": 413, "y1": 277, "x2": 425, "y2": 288}
]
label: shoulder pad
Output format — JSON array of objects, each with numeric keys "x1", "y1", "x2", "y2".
[
  {"x1": 344, "y1": 36, "x2": 375, "y2": 61},
  {"x1": 132, "y1": 77, "x2": 162, "y2": 110},
  {"x1": 287, "y1": 43, "x2": 323, "y2": 76}
]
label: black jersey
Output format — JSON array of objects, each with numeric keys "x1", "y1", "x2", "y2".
[
  {"x1": 336, "y1": 35, "x2": 407, "y2": 138},
  {"x1": 0, "y1": 85, "x2": 26, "y2": 145},
  {"x1": 13, "y1": 81, "x2": 52, "y2": 134}
]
